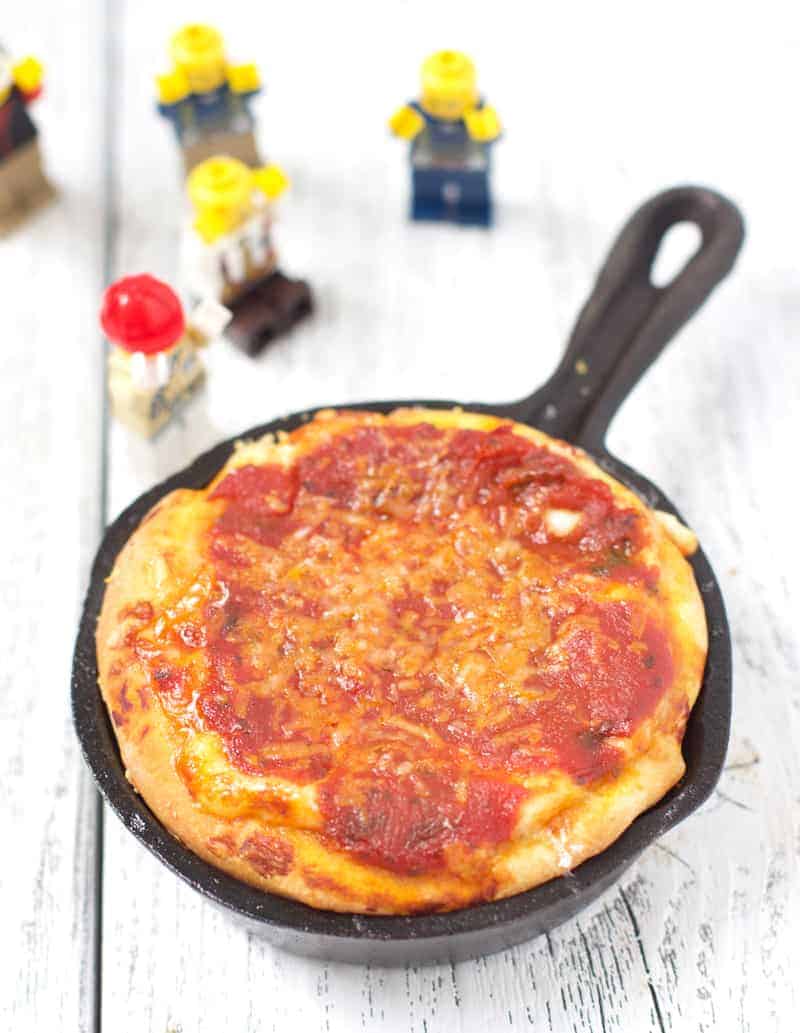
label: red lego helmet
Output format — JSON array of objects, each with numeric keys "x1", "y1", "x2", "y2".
[{"x1": 100, "y1": 274, "x2": 185, "y2": 355}]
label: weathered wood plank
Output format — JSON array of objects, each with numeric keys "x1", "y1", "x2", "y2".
[
  {"x1": 1, "y1": 1, "x2": 108, "y2": 1029},
  {"x1": 98, "y1": 2, "x2": 798, "y2": 1030}
]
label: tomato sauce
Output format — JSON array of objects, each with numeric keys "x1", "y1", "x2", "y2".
[
  {"x1": 130, "y1": 418, "x2": 676, "y2": 876},
  {"x1": 318, "y1": 767, "x2": 525, "y2": 876}
]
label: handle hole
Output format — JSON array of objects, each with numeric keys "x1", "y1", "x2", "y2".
[{"x1": 650, "y1": 221, "x2": 702, "y2": 287}]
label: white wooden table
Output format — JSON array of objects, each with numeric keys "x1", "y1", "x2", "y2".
[{"x1": 4, "y1": 1, "x2": 798, "y2": 1029}]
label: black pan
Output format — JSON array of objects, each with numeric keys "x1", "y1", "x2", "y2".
[{"x1": 72, "y1": 185, "x2": 744, "y2": 965}]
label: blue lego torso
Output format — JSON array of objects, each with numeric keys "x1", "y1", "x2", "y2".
[
  {"x1": 408, "y1": 100, "x2": 493, "y2": 170},
  {"x1": 158, "y1": 83, "x2": 259, "y2": 145}
]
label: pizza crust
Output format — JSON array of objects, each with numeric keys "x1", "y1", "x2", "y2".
[{"x1": 97, "y1": 408, "x2": 707, "y2": 913}]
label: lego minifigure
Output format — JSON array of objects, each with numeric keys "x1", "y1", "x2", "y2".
[
  {"x1": 100, "y1": 274, "x2": 231, "y2": 438},
  {"x1": 389, "y1": 51, "x2": 502, "y2": 227},
  {"x1": 156, "y1": 24, "x2": 262, "y2": 173},
  {"x1": 0, "y1": 48, "x2": 55, "y2": 235},
  {"x1": 182, "y1": 156, "x2": 312, "y2": 356}
]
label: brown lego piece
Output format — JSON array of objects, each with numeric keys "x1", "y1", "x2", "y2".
[
  {"x1": 225, "y1": 271, "x2": 313, "y2": 356},
  {"x1": 0, "y1": 138, "x2": 56, "y2": 236},
  {"x1": 181, "y1": 129, "x2": 261, "y2": 174}
]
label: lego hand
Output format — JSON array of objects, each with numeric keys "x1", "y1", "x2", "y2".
[
  {"x1": 156, "y1": 69, "x2": 190, "y2": 105},
  {"x1": 389, "y1": 105, "x2": 425, "y2": 140},
  {"x1": 253, "y1": 163, "x2": 290, "y2": 200},
  {"x1": 13, "y1": 57, "x2": 44, "y2": 100},
  {"x1": 464, "y1": 105, "x2": 502, "y2": 143},
  {"x1": 228, "y1": 62, "x2": 261, "y2": 95},
  {"x1": 187, "y1": 298, "x2": 232, "y2": 345}
]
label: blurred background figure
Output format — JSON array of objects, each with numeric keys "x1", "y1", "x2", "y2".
[
  {"x1": 156, "y1": 23, "x2": 262, "y2": 173},
  {"x1": 389, "y1": 50, "x2": 502, "y2": 226},
  {"x1": 0, "y1": 46, "x2": 54, "y2": 234}
]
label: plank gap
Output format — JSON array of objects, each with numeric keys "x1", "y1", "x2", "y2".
[
  {"x1": 94, "y1": 0, "x2": 121, "y2": 1030},
  {"x1": 619, "y1": 886, "x2": 666, "y2": 1033}
]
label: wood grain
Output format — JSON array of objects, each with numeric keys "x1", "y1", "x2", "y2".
[{"x1": 4, "y1": 0, "x2": 798, "y2": 1029}]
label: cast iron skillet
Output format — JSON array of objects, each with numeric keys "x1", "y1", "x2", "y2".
[{"x1": 73, "y1": 185, "x2": 745, "y2": 965}]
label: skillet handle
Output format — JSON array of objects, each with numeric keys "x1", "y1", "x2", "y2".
[{"x1": 507, "y1": 185, "x2": 745, "y2": 451}]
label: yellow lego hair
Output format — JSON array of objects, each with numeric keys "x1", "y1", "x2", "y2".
[
  {"x1": 420, "y1": 50, "x2": 479, "y2": 120},
  {"x1": 169, "y1": 24, "x2": 227, "y2": 95}
]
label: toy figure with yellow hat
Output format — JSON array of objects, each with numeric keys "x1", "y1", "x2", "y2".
[
  {"x1": 183, "y1": 155, "x2": 312, "y2": 355},
  {"x1": 156, "y1": 24, "x2": 263, "y2": 173},
  {"x1": 389, "y1": 51, "x2": 502, "y2": 226},
  {"x1": 101, "y1": 274, "x2": 231, "y2": 437},
  {"x1": 0, "y1": 47, "x2": 55, "y2": 234}
]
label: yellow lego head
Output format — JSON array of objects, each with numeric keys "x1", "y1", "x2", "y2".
[
  {"x1": 170, "y1": 24, "x2": 227, "y2": 94},
  {"x1": 187, "y1": 156, "x2": 254, "y2": 239},
  {"x1": 420, "y1": 50, "x2": 478, "y2": 120}
]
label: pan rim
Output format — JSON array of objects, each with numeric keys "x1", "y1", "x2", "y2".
[{"x1": 71, "y1": 400, "x2": 731, "y2": 943}]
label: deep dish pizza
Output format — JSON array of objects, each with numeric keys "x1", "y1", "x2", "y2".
[{"x1": 97, "y1": 408, "x2": 707, "y2": 914}]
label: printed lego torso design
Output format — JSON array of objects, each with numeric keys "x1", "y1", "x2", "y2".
[
  {"x1": 107, "y1": 336, "x2": 206, "y2": 437},
  {"x1": 158, "y1": 83, "x2": 256, "y2": 147},
  {"x1": 408, "y1": 101, "x2": 489, "y2": 171},
  {"x1": 184, "y1": 205, "x2": 277, "y2": 304}
]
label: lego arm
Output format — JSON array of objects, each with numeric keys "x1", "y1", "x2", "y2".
[
  {"x1": 155, "y1": 69, "x2": 190, "y2": 116},
  {"x1": 389, "y1": 104, "x2": 425, "y2": 140},
  {"x1": 253, "y1": 163, "x2": 290, "y2": 201},
  {"x1": 194, "y1": 208, "x2": 233, "y2": 245},
  {"x1": 464, "y1": 104, "x2": 502, "y2": 143},
  {"x1": 227, "y1": 63, "x2": 261, "y2": 97},
  {"x1": 13, "y1": 57, "x2": 44, "y2": 102}
]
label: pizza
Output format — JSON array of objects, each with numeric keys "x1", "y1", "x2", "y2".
[{"x1": 96, "y1": 407, "x2": 707, "y2": 914}]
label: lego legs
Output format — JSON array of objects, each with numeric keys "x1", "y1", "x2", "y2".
[
  {"x1": 411, "y1": 167, "x2": 492, "y2": 226},
  {"x1": 226, "y1": 271, "x2": 313, "y2": 356},
  {"x1": 182, "y1": 129, "x2": 261, "y2": 174},
  {"x1": 0, "y1": 138, "x2": 56, "y2": 236},
  {"x1": 456, "y1": 169, "x2": 493, "y2": 226}
]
